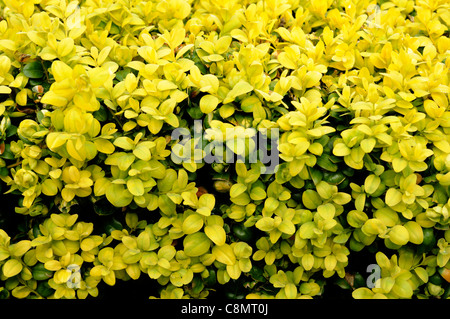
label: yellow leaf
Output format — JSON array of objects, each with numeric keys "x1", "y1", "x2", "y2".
[
  {"x1": 98, "y1": 46, "x2": 112, "y2": 65},
  {"x1": 94, "y1": 139, "x2": 115, "y2": 154},
  {"x1": 317, "y1": 203, "x2": 336, "y2": 220},
  {"x1": 226, "y1": 263, "x2": 241, "y2": 280},
  {"x1": 183, "y1": 232, "x2": 211, "y2": 257},
  {"x1": 61, "y1": 188, "x2": 76, "y2": 202},
  {"x1": 0, "y1": 86, "x2": 11, "y2": 94},
  {"x1": 364, "y1": 175, "x2": 381, "y2": 195},
  {"x1": 157, "y1": 80, "x2": 178, "y2": 91},
  {"x1": 230, "y1": 183, "x2": 247, "y2": 198},
  {"x1": 215, "y1": 36, "x2": 232, "y2": 55},
  {"x1": 40, "y1": 91, "x2": 68, "y2": 107},
  {"x1": 51, "y1": 61, "x2": 73, "y2": 82},
  {"x1": 42, "y1": 179, "x2": 59, "y2": 196},
  {"x1": 2, "y1": 259, "x2": 23, "y2": 277},
  {"x1": 89, "y1": 68, "x2": 110, "y2": 88},
  {"x1": 205, "y1": 224, "x2": 226, "y2": 246},
  {"x1": 106, "y1": 184, "x2": 133, "y2": 207},
  {"x1": 66, "y1": 138, "x2": 85, "y2": 161},
  {"x1": 57, "y1": 38, "x2": 74, "y2": 57},
  {"x1": 9, "y1": 240, "x2": 31, "y2": 257},
  {"x1": 12, "y1": 286, "x2": 32, "y2": 299},
  {"x1": 27, "y1": 31, "x2": 46, "y2": 47},
  {"x1": 333, "y1": 143, "x2": 351, "y2": 156},
  {"x1": 0, "y1": 39, "x2": 16, "y2": 51},
  {"x1": 124, "y1": 73, "x2": 137, "y2": 93},
  {"x1": 127, "y1": 178, "x2": 145, "y2": 196},
  {"x1": 284, "y1": 283, "x2": 297, "y2": 299},
  {"x1": 223, "y1": 81, "x2": 253, "y2": 104},
  {"x1": 15, "y1": 89, "x2": 27, "y2": 106},
  {"x1": 212, "y1": 244, "x2": 236, "y2": 266},
  {"x1": 198, "y1": 194, "x2": 215, "y2": 211},
  {"x1": 278, "y1": 50, "x2": 297, "y2": 69},
  {"x1": 45, "y1": 259, "x2": 62, "y2": 271},
  {"x1": 200, "y1": 74, "x2": 219, "y2": 94},
  {"x1": 304, "y1": 71, "x2": 322, "y2": 88},
  {"x1": 46, "y1": 132, "x2": 68, "y2": 150},
  {"x1": 199, "y1": 94, "x2": 219, "y2": 114},
  {"x1": 182, "y1": 214, "x2": 204, "y2": 234}
]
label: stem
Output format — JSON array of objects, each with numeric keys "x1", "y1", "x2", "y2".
[
  {"x1": 6, "y1": 160, "x2": 22, "y2": 169},
  {"x1": 107, "y1": 108, "x2": 124, "y2": 130}
]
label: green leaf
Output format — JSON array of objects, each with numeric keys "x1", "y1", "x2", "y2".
[
  {"x1": 302, "y1": 190, "x2": 322, "y2": 209},
  {"x1": 32, "y1": 263, "x2": 53, "y2": 281},
  {"x1": 23, "y1": 61, "x2": 44, "y2": 79},
  {"x1": 317, "y1": 154, "x2": 338, "y2": 172},
  {"x1": 159, "y1": 194, "x2": 177, "y2": 215}
]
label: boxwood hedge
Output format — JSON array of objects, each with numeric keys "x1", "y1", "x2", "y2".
[{"x1": 0, "y1": 0, "x2": 449, "y2": 299}]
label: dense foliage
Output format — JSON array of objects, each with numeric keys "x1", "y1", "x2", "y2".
[{"x1": 0, "y1": 0, "x2": 449, "y2": 299}]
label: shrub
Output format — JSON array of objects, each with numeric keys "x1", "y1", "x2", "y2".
[{"x1": 0, "y1": 0, "x2": 449, "y2": 299}]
